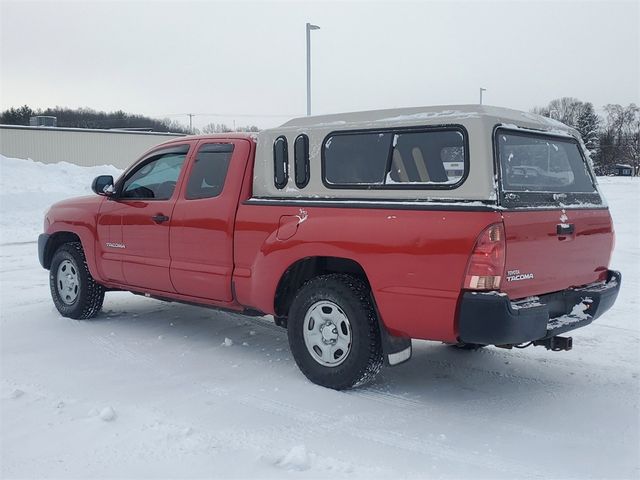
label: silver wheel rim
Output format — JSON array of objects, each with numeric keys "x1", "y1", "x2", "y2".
[
  {"x1": 56, "y1": 259, "x2": 80, "y2": 305},
  {"x1": 303, "y1": 301, "x2": 352, "y2": 367}
]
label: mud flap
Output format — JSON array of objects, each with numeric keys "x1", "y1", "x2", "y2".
[
  {"x1": 381, "y1": 332, "x2": 412, "y2": 366},
  {"x1": 368, "y1": 293, "x2": 412, "y2": 366}
]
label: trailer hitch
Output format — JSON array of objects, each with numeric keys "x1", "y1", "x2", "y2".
[{"x1": 533, "y1": 336, "x2": 573, "y2": 351}]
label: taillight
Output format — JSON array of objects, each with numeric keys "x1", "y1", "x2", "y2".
[
  {"x1": 464, "y1": 223, "x2": 505, "y2": 290},
  {"x1": 611, "y1": 223, "x2": 616, "y2": 259}
]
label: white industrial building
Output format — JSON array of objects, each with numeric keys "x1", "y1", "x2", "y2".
[{"x1": 0, "y1": 125, "x2": 185, "y2": 169}]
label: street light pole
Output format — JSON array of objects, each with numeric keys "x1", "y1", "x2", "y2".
[
  {"x1": 306, "y1": 22, "x2": 320, "y2": 116},
  {"x1": 479, "y1": 87, "x2": 486, "y2": 105}
]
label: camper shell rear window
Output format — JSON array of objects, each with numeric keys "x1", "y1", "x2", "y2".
[
  {"x1": 495, "y1": 128, "x2": 602, "y2": 208},
  {"x1": 321, "y1": 126, "x2": 469, "y2": 190}
]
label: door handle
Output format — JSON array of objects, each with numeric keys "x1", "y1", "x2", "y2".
[
  {"x1": 556, "y1": 223, "x2": 575, "y2": 235},
  {"x1": 152, "y1": 214, "x2": 170, "y2": 224}
]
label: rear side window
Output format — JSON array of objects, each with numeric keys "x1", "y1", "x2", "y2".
[
  {"x1": 496, "y1": 129, "x2": 600, "y2": 207},
  {"x1": 322, "y1": 128, "x2": 467, "y2": 188},
  {"x1": 273, "y1": 136, "x2": 288, "y2": 189},
  {"x1": 294, "y1": 134, "x2": 310, "y2": 188},
  {"x1": 185, "y1": 143, "x2": 234, "y2": 199}
]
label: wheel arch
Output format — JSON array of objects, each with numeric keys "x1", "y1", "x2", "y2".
[
  {"x1": 274, "y1": 256, "x2": 413, "y2": 367},
  {"x1": 42, "y1": 228, "x2": 102, "y2": 283},
  {"x1": 42, "y1": 231, "x2": 82, "y2": 269},
  {"x1": 274, "y1": 256, "x2": 371, "y2": 319}
]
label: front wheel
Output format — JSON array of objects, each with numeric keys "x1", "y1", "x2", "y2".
[
  {"x1": 287, "y1": 274, "x2": 383, "y2": 390},
  {"x1": 49, "y1": 242, "x2": 105, "y2": 319}
]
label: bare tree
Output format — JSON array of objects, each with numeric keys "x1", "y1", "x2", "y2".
[
  {"x1": 200, "y1": 123, "x2": 260, "y2": 134},
  {"x1": 235, "y1": 125, "x2": 260, "y2": 132},
  {"x1": 532, "y1": 97, "x2": 584, "y2": 127},
  {"x1": 201, "y1": 123, "x2": 233, "y2": 134}
]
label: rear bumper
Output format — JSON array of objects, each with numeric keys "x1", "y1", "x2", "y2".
[{"x1": 457, "y1": 270, "x2": 621, "y2": 345}]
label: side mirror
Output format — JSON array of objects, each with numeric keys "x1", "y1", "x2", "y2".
[{"x1": 91, "y1": 175, "x2": 115, "y2": 196}]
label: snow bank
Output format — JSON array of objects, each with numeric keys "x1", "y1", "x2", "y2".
[{"x1": 0, "y1": 155, "x2": 122, "y2": 244}]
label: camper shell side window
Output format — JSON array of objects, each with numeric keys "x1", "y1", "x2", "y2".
[{"x1": 321, "y1": 126, "x2": 469, "y2": 190}]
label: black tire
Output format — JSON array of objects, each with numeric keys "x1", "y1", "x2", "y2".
[
  {"x1": 49, "y1": 242, "x2": 105, "y2": 319},
  {"x1": 450, "y1": 342, "x2": 486, "y2": 350},
  {"x1": 287, "y1": 274, "x2": 383, "y2": 390}
]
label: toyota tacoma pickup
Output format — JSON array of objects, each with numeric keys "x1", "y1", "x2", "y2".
[{"x1": 38, "y1": 105, "x2": 621, "y2": 389}]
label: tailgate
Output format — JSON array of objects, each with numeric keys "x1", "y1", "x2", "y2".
[
  {"x1": 495, "y1": 127, "x2": 614, "y2": 299},
  {"x1": 501, "y1": 209, "x2": 613, "y2": 299}
]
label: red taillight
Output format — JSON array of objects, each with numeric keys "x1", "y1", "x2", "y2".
[
  {"x1": 611, "y1": 223, "x2": 616, "y2": 259},
  {"x1": 464, "y1": 223, "x2": 506, "y2": 290}
]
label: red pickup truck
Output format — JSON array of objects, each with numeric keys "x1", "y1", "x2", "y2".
[{"x1": 39, "y1": 105, "x2": 621, "y2": 389}]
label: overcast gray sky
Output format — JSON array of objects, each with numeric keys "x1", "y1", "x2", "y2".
[{"x1": 1, "y1": 0, "x2": 638, "y2": 129}]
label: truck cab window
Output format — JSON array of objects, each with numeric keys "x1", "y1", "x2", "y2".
[
  {"x1": 121, "y1": 150, "x2": 187, "y2": 200},
  {"x1": 185, "y1": 144, "x2": 234, "y2": 199}
]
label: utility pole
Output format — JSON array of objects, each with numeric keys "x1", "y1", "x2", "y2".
[
  {"x1": 479, "y1": 87, "x2": 486, "y2": 105},
  {"x1": 306, "y1": 22, "x2": 320, "y2": 116},
  {"x1": 188, "y1": 113, "x2": 195, "y2": 133}
]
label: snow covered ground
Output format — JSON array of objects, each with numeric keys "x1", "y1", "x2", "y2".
[{"x1": 0, "y1": 156, "x2": 638, "y2": 479}]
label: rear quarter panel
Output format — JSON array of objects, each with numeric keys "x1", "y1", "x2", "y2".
[{"x1": 233, "y1": 205, "x2": 501, "y2": 342}]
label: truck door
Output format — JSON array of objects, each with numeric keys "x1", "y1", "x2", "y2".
[
  {"x1": 169, "y1": 139, "x2": 251, "y2": 301},
  {"x1": 97, "y1": 144, "x2": 191, "y2": 292}
]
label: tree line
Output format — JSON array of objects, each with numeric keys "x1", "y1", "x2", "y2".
[
  {"x1": 0, "y1": 105, "x2": 192, "y2": 134},
  {"x1": 532, "y1": 97, "x2": 639, "y2": 175},
  {"x1": 0, "y1": 106, "x2": 259, "y2": 136}
]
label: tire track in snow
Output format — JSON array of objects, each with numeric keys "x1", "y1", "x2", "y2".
[
  {"x1": 410, "y1": 356, "x2": 568, "y2": 388},
  {"x1": 346, "y1": 386, "x2": 427, "y2": 411},
  {"x1": 87, "y1": 334, "x2": 154, "y2": 367},
  {"x1": 235, "y1": 392, "x2": 546, "y2": 478},
  {"x1": 346, "y1": 385, "x2": 608, "y2": 449}
]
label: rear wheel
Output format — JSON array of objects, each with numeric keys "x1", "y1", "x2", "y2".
[
  {"x1": 287, "y1": 274, "x2": 383, "y2": 390},
  {"x1": 49, "y1": 242, "x2": 105, "y2": 319}
]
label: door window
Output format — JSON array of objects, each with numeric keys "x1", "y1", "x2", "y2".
[
  {"x1": 185, "y1": 144, "x2": 234, "y2": 199},
  {"x1": 121, "y1": 147, "x2": 188, "y2": 200}
]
